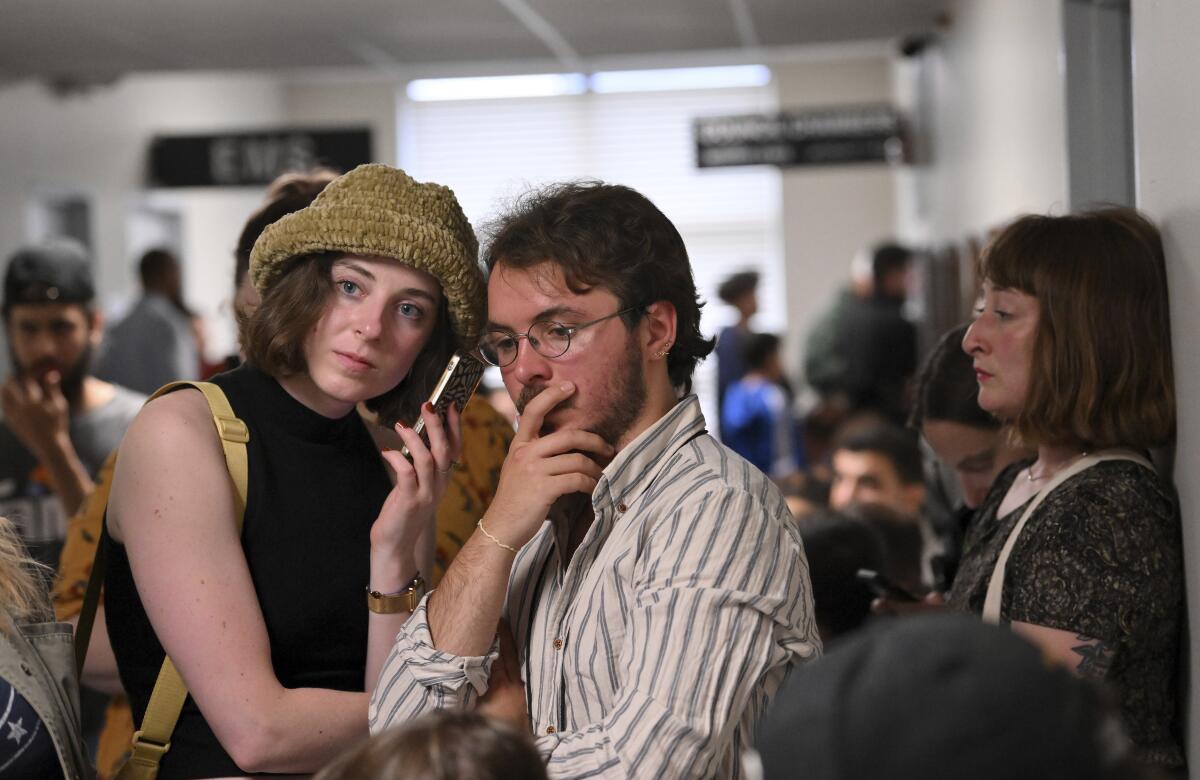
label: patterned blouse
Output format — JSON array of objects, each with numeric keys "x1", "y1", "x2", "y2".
[{"x1": 947, "y1": 458, "x2": 1184, "y2": 768}]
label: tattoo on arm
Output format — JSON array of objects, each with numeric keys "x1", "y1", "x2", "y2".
[{"x1": 1072, "y1": 635, "x2": 1115, "y2": 679}]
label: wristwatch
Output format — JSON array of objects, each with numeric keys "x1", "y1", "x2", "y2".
[{"x1": 366, "y1": 574, "x2": 426, "y2": 614}]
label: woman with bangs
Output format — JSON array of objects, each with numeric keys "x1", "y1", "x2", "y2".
[
  {"x1": 948, "y1": 207, "x2": 1183, "y2": 771},
  {"x1": 101, "y1": 164, "x2": 485, "y2": 778}
]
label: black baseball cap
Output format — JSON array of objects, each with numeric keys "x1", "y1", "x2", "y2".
[
  {"x1": 2, "y1": 240, "x2": 95, "y2": 316},
  {"x1": 755, "y1": 614, "x2": 1135, "y2": 780}
]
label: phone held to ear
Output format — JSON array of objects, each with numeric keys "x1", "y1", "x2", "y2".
[
  {"x1": 855, "y1": 568, "x2": 921, "y2": 603},
  {"x1": 400, "y1": 351, "x2": 485, "y2": 459}
]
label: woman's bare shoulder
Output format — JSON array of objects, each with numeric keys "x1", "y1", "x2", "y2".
[
  {"x1": 125, "y1": 386, "x2": 224, "y2": 447},
  {"x1": 110, "y1": 387, "x2": 233, "y2": 539}
]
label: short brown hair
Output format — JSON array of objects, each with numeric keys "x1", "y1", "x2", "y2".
[
  {"x1": 482, "y1": 181, "x2": 715, "y2": 394},
  {"x1": 979, "y1": 207, "x2": 1175, "y2": 449},
  {"x1": 314, "y1": 711, "x2": 548, "y2": 780},
  {"x1": 238, "y1": 252, "x2": 455, "y2": 426}
]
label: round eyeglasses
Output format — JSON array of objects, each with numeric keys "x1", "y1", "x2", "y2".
[{"x1": 478, "y1": 307, "x2": 641, "y2": 368}]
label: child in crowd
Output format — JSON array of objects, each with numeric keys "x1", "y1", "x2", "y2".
[{"x1": 722, "y1": 332, "x2": 801, "y2": 481}]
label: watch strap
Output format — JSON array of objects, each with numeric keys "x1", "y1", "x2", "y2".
[{"x1": 366, "y1": 574, "x2": 426, "y2": 614}]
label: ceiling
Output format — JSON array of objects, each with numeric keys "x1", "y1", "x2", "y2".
[{"x1": 0, "y1": 0, "x2": 948, "y2": 86}]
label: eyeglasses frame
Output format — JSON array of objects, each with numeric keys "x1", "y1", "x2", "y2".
[{"x1": 479, "y1": 306, "x2": 644, "y2": 368}]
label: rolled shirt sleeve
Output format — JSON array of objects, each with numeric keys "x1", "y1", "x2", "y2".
[{"x1": 368, "y1": 594, "x2": 500, "y2": 731}]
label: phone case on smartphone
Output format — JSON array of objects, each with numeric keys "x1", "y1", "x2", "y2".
[{"x1": 400, "y1": 351, "x2": 485, "y2": 458}]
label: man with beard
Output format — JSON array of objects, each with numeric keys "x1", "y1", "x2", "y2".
[
  {"x1": 371, "y1": 183, "x2": 819, "y2": 779},
  {"x1": 0, "y1": 241, "x2": 144, "y2": 568}
]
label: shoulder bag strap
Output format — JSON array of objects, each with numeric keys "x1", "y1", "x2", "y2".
[
  {"x1": 981, "y1": 449, "x2": 1154, "y2": 624},
  {"x1": 98, "y1": 381, "x2": 249, "y2": 780},
  {"x1": 74, "y1": 448, "x2": 119, "y2": 676}
]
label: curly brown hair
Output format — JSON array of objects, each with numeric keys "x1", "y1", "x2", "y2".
[{"x1": 481, "y1": 181, "x2": 715, "y2": 394}]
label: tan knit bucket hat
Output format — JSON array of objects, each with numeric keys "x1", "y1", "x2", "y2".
[{"x1": 249, "y1": 164, "x2": 485, "y2": 347}]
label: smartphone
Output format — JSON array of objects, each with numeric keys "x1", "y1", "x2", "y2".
[
  {"x1": 400, "y1": 351, "x2": 485, "y2": 459},
  {"x1": 855, "y1": 568, "x2": 920, "y2": 603}
]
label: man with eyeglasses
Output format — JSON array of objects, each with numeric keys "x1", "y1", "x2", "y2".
[{"x1": 371, "y1": 182, "x2": 819, "y2": 779}]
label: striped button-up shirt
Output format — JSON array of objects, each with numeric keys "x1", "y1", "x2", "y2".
[{"x1": 370, "y1": 395, "x2": 820, "y2": 778}]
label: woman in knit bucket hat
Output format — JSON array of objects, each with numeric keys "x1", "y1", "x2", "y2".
[
  {"x1": 102, "y1": 164, "x2": 486, "y2": 777},
  {"x1": 248, "y1": 162, "x2": 485, "y2": 424}
]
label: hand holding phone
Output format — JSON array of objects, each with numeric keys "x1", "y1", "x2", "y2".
[
  {"x1": 855, "y1": 568, "x2": 920, "y2": 603},
  {"x1": 400, "y1": 351, "x2": 485, "y2": 459}
]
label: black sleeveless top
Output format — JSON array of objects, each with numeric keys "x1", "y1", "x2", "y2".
[{"x1": 104, "y1": 364, "x2": 392, "y2": 778}]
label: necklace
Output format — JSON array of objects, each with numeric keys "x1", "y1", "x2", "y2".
[{"x1": 1026, "y1": 451, "x2": 1090, "y2": 482}]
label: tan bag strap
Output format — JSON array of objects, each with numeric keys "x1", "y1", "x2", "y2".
[
  {"x1": 75, "y1": 449, "x2": 119, "y2": 676},
  {"x1": 151, "y1": 381, "x2": 250, "y2": 523},
  {"x1": 982, "y1": 450, "x2": 1153, "y2": 625},
  {"x1": 113, "y1": 381, "x2": 249, "y2": 780}
]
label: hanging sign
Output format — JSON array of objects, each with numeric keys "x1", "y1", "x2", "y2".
[
  {"x1": 695, "y1": 105, "x2": 907, "y2": 168},
  {"x1": 148, "y1": 128, "x2": 372, "y2": 187}
]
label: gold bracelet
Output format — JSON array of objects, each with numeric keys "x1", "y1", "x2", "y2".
[{"x1": 477, "y1": 518, "x2": 518, "y2": 554}]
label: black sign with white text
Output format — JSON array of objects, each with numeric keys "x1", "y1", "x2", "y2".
[
  {"x1": 148, "y1": 128, "x2": 373, "y2": 187},
  {"x1": 695, "y1": 105, "x2": 907, "y2": 169}
]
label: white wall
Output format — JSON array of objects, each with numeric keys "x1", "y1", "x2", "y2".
[
  {"x1": 909, "y1": 0, "x2": 1069, "y2": 244},
  {"x1": 281, "y1": 78, "x2": 398, "y2": 167},
  {"x1": 774, "y1": 56, "x2": 898, "y2": 382},
  {"x1": 0, "y1": 72, "x2": 399, "y2": 368},
  {"x1": 0, "y1": 73, "x2": 287, "y2": 369},
  {"x1": 1131, "y1": 1, "x2": 1200, "y2": 770},
  {"x1": 0, "y1": 56, "x2": 899, "y2": 389}
]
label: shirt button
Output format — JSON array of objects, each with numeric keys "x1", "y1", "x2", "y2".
[
  {"x1": 617, "y1": 502, "x2": 628, "y2": 513},
  {"x1": 552, "y1": 638, "x2": 564, "y2": 650},
  {"x1": 546, "y1": 725, "x2": 557, "y2": 734}
]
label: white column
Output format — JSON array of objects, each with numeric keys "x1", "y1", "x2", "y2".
[{"x1": 1131, "y1": 1, "x2": 1200, "y2": 770}]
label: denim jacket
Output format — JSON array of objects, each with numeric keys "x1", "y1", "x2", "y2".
[{"x1": 0, "y1": 608, "x2": 90, "y2": 778}]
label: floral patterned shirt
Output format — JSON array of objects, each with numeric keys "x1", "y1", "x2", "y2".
[{"x1": 947, "y1": 458, "x2": 1184, "y2": 768}]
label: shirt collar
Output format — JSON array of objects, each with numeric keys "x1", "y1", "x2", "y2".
[{"x1": 593, "y1": 394, "x2": 708, "y2": 514}]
